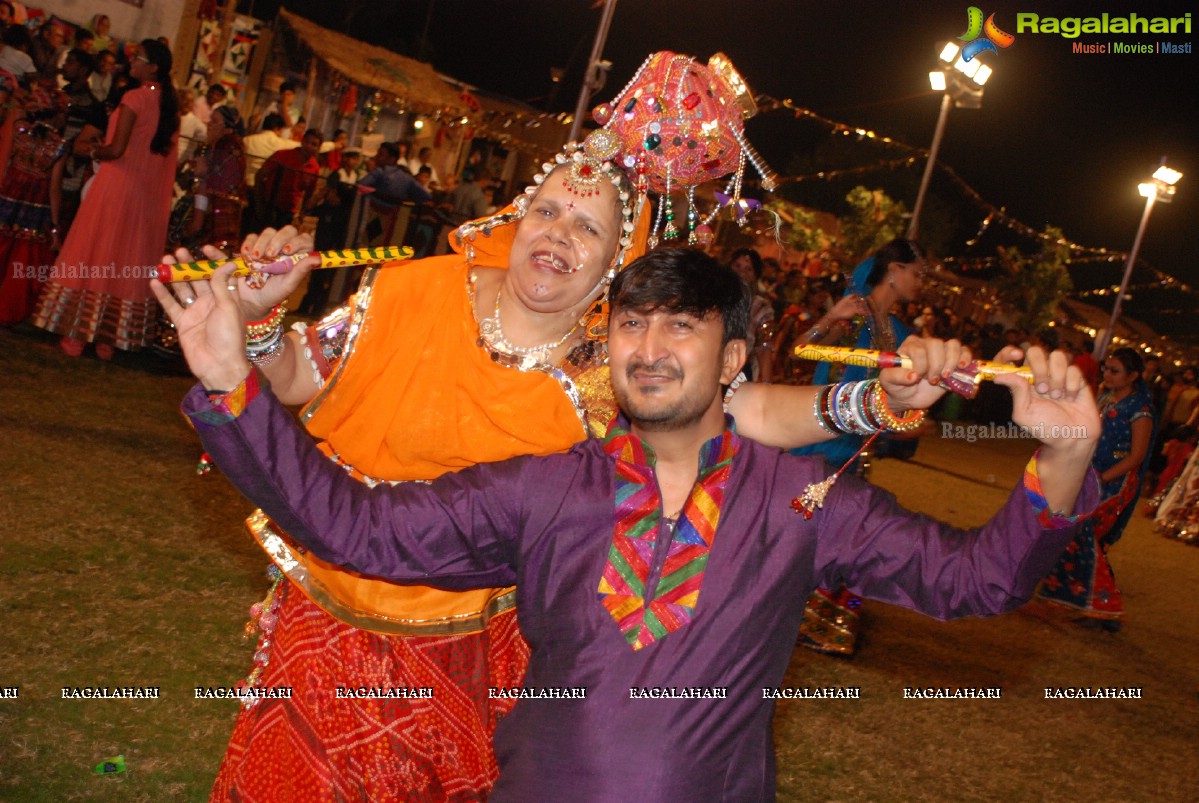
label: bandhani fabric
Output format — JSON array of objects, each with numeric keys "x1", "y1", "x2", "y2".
[
  {"x1": 598, "y1": 415, "x2": 738, "y2": 650},
  {"x1": 797, "y1": 587, "x2": 861, "y2": 655},
  {"x1": 215, "y1": 255, "x2": 614, "y2": 800},
  {"x1": 210, "y1": 585, "x2": 528, "y2": 802}
]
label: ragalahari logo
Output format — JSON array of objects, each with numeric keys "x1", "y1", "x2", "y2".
[{"x1": 959, "y1": 7, "x2": 1016, "y2": 61}]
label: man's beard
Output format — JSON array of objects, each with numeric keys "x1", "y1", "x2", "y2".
[{"x1": 615, "y1": 360, "x2": 709, "y2": 432}]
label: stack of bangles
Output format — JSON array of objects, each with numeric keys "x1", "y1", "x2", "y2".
[
  {"x1": 813, "y1": 379, "x2": 926, "y2": 436},
  {"x1": 246, "y1": 304, "x2": 287, "y2": 367}
]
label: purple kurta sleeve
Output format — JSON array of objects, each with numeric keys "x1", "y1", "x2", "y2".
[
  {"x1": 812, "y1": 463, "x2": 1101, "y2": 620},
  {"x1": 183, "y1": 382, "x2": 521, "y2": 589}
]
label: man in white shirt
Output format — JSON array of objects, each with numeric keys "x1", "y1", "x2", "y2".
[
  {"x1": 335, "y1": 149, "x2": 363, "y2": 185},
  {"x1": 88, "y1": 50, "x2": 116, "y2": 103},
  {"x1": 242, "y1": 114, "x2": 299, "y2": 186},
  {"x1": 0, "y1": 25, "x2": 36, "y2": 83},
  {"x1": 406, "y1": 146, "x2": 439, "y2": 186},
  {"x1": 256, "y1": 81, "x2": 300, "y2": 136},
  {"x1": 177, "y1": 88, "x2": 208, "y2": 165},
  {"x1": 193, "y1": 84, "x2": 227, "y2": 126}
]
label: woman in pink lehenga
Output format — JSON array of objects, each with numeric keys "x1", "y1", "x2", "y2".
[{"x1": 33, "y1": 40, "x2": 177, "y2": 359}]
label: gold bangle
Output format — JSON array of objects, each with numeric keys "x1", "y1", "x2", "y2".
[
  {"x1": 246, "y1": 303, "x2": 286, "y2": 339},
  {"x1": 870, "y1": 381, "x2": 926, "y2": 433}
]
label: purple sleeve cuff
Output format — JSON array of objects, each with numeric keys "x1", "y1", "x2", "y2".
[
  {"x1": 184, "y1": 370, "x2": 263, "y2": 431},
  {"x1": 1022, "y1": 448, "x2": 1100, "y2": 528}
]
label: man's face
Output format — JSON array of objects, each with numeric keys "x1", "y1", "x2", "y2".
[
  {"x1": 99, "y1": 54, "x2": 116, "y2": 74},
  {"x1": 62, "y1": 55, "x2": 86, "y2": 82},
  {"x1": 607, "y1": 306, "x2": 744, "y2": 432},
  {"x1": 206, "y1": 87, "x2": 225, "y2": 106},
  {"x1": 280, "y1": 89, "x2": 295, "y2": 107},
  {"x1": 45, "y1": 26, "x2": 63, "y2": 48},
  {"x1": 300, "y1": 134, "x2": 322, "y2": 158}
]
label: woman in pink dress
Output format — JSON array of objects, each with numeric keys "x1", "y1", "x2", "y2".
[{"x1": 34, "y1": 39, "x2": 178, "y2": 359}]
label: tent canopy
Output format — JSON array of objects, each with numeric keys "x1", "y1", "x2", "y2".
[{"x1": 277, "y1": 9, "x2": 465, "y2": 116}]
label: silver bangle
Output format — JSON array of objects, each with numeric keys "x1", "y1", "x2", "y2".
[{"x1": 247, "y1": 335, "x2": 286, "y2": 366}]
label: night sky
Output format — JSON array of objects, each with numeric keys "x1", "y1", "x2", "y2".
[{"x1": 247, "y1": 0, "x2": 1197, "y2": 337}]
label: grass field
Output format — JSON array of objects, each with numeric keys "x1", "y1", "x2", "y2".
[{"x1": 1, "y1": 323, "x2": 1196, "y2": 801}]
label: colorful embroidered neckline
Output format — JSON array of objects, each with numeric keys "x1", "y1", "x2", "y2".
[{"x1": 598, "y1": 415, "x2": 739, "y2": 650}]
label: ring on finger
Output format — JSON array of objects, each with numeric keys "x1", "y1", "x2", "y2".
[{"x1": 182, "y1": 296, "x2": 196, "y2": 306}]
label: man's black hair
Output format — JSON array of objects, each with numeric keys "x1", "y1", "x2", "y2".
[
  {"x1": 610, "y1": 248, "x2": 750, "y2": 346},
  {"x1": 2, "y1": 24, "x2": 30, "y2": 48},
  {"x1": 376, "y1": 141, "x2": 399, "y2": 161},
  {"x1": 261, "y1": 113, "x2": 285, "y2": 131},
  {"x1": 65, "y1": 47, "x2": 94, "y2": 75}
]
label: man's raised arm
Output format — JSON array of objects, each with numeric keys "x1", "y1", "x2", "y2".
[{"x1": 812, "y1": 345, "x2": 1101, "y2": 620}]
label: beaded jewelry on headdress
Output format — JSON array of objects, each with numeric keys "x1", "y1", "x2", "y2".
[
  {"x1": 592, "y1": 51, "x2": 777, "y2": 247},
  {"x1": 454, "y1": 51, "x2": 772, "y2": 265},
  {"x1": 455, "y1": 130, "x2": 643, "y2": 272}
]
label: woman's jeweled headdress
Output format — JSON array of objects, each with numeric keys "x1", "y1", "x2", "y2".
[{"x1": 454, "y1": 51, "x2": 774, "y2": 265}]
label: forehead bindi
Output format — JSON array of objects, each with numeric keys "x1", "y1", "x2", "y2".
[{"x1": 541, "y1": 182, "x2": 615, "y2": 229}]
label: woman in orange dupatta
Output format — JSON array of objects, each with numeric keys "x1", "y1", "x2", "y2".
[{"x1": 199, "y1": 142, "x2": 636, "y2": 800}]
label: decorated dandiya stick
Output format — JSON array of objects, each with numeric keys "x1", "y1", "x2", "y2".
[
  {"x1": 157, "y1": 246, "x2": 412, "y2": 283},
  {"x1": 792, "y1": 344, "x2": 1034, "y2": 399}
]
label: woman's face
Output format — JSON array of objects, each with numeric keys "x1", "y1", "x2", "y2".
[
  {"x1": 130, "y1": 49, "x2": 154, "y2": 83},
  {"x1": 506, "y1": 166, "x2": 623, "y2": 315},
  {"x1": 207, "y1": 114, "x2": 226, "y2": 144},
  {"x1": 96, "y1": 16, "x2": 110, "y2": 36},
  {"x1": 730, "y1": 255, "x2": 755, "y2": 285},
  {"x1": 1102, "y1": 359, "x2": 1137, "y2": 392},
  {"x1": 887, "y1": 258, "x2": 927, "y2": 303}
]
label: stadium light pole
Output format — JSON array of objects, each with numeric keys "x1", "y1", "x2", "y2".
[
  {"x1": 907, "y1": 42, "x2": 993, "y2": 239},
  {"x1": 1096, "y1": 161, "x2": 1182, "y2": 359},
  {"x1": 568, "y1": 0, "x2": 618, "y2": 143}
]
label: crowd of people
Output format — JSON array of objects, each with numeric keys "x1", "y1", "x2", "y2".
[
  {"x1": 0, "y1": 12, "x2": 512, "y2": 355},
  {"x1": 0, "y1": 18, "x2": 1193, "y2": 797}
]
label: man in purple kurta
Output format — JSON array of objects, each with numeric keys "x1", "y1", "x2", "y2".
[{"x1": 159, "y1": 248, "x2": 1100, "y2": 801}]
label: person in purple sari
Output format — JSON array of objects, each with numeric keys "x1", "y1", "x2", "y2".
[{"x1": 158, "y1": 248, "x2": 1101, "y2": 802}]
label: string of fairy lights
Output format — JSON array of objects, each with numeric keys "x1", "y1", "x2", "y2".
[{"x1": 754, "y1": 95, "x2": 1196, "y2": 300}]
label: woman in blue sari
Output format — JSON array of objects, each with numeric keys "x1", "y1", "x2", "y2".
[
  {"x1": 791, "y1": 238, "x2": 927, "y2": 653},
  {"x1": 1038, "y1": 347, "x2": 1155, "y2": 631}
]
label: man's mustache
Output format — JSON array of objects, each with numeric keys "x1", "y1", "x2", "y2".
[{"x1": 626, "y1": 359, "x2": 681, "y2": 380}]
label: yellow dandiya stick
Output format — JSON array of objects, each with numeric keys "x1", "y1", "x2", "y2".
[
  {"x1": 157, "y1": 246, "x2": 412, "y2": 283},
  {"x1": 792, "y1": 344, "x2": 1034, "y2": 399}
]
